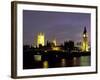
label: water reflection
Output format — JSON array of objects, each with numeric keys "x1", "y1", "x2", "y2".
[
  {"x1": 61, "y1": 58, "x2": 66, "y2": 67},
  {"x1": 73, "y1": 57, "x2": 80, "y2": 66},
  {"x1": 43, "y1": 61, "x2": 49, "y2": 68},
  {"x1": 33, "y1": 56, "x2": 90, "y2": 68},
  {"x1": 80, "y1": 56, "x2": 91, "y2": 66}
]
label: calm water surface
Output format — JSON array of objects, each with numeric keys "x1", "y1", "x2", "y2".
[{"x1": 33, "y1": 56, "x2": 90, "y2": 68}]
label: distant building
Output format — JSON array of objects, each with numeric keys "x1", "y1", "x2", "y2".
[
  {"x1": 52, "y1": 38, "x2": 57, "y2": 46},
  {"x1": 64, "y1": 40, "x2": 74, "y2": 50},
  {"x1": 74, "y1": 42, "x2": 81, "y2": 51},
  {"x1": 81, "y1": 27, "x2": 89, "y2": 52},
  {"x1": 37, "y1": 32, "x2": 45, "y2": 47}
]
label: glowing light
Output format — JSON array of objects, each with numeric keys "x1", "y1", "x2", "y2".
[
  {"x1": 37, "y1": 32, "x2": 45, "y2": 47},
  {"x1": 83, "y1": 34, "x2": 86, "y2": 37},
  {"x1": 61, "y1": 58, "x2": 66, "y2": 67},
  {"x1": 43, "y1": 61, "x2": 48, "y2": 68},
  {"x1": 82, "y1": 42, "x2": 88, "y2": 51},
  {"x1": 83, "y1": 34, "x2": 88, "y2": 37},
  {"x1": 52, "y1": 39, "x2": 57, "y2": 46},
  {"x1": 34, "y1": 55, "x2": 42, "y2": 61},
  {"x1": 52, "y1": 47, "x2": 60, "y2": 51},
  {"x1": 44, "y1": 50, "x2": 47, "y2": 52}
]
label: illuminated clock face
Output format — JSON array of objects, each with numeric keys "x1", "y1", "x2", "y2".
[
  {"x1": 83, "y1": 34, "x2": 88, "y2": 37},
  {"x1": 83, "y1": 34, "x2": 86, "y2": 37}
]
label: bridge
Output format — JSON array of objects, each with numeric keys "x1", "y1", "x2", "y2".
[{"x1": 33, "y1": 50, "x2": 90, "y2": 61}]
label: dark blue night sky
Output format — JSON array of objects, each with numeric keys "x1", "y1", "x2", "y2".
[{"x1": 23, "y1": 10, "x2": 90, "y2": 45}]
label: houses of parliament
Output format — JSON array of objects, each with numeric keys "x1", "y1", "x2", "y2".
[{"x1": 34, "y1": 27, "x2": 89, "y2": 52}]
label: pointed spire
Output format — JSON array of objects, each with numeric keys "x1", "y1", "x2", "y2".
[{"x1": 83, "y1": 26, "x2": 87, "y2": 34}]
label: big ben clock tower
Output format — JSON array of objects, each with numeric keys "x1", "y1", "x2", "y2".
[{"x1": 82, "y1": 27, "x2": 89, "y2": 52}]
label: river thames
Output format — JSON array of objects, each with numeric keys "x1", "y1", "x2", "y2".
[{"x1": 23, "y1": 55, "x2": 91, "y2": 69}]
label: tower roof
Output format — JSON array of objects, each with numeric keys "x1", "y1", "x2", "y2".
[{"x1": 83, "y1": 26, "x2": 87, "y2": 34}]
